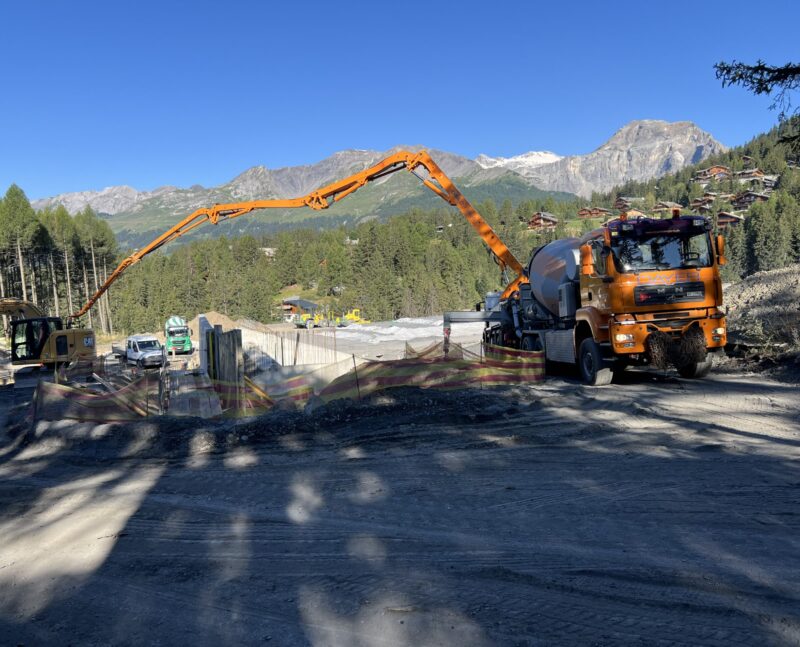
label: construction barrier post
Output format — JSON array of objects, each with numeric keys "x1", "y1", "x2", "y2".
[{"x1": 352, "y1": 354, "x2": 361, "y2": 400}]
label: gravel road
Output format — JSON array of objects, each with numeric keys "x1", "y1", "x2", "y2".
[{"x1": 1, "y1": 369, "x2": 799, "y2": 646}]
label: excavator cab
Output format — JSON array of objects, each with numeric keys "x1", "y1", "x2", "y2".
[
  {"x1": 11, "y1": 317, "x2": 63, "y2": 363},
  {"x1": 9, "y1": 317, "x2": 95, "y2": 366}
]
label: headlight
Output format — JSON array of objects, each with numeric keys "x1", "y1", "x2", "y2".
[
  {"x1": 712, "y1": 327, "x2": 725, "y2": 335},
  {"x1": 615, "y1": 333, "x2": 635, "y2": 342}
]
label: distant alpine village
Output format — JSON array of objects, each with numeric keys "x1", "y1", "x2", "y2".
[{"x1": 525, "y1": 155, "x2": 797, "y2": 231}]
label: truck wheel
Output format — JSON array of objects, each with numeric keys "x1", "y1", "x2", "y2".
[
  {"x1": 521, "y1": 335, "x2": 542, "y2": 352},
  {"x1": 579, "y1": 338, "x2": 613, "y2": 386},
  {"x1": 678, "y1": 357, "x2": 713, "y2": 379}
]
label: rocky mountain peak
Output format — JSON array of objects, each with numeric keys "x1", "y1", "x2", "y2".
[{"x1": 31, "y1": 119, "x2": 724, "y2": 221}]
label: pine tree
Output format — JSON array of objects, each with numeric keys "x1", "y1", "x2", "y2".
[
  {"x1": 746, "y1": 201, "x2": 790, "y2": 273},
  {"x1": 721, "y1": 222, "x2": 746, "y2": 280}
]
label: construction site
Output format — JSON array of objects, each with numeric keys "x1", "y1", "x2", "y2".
[{"x1": 2, "y1": 148, "x2": 800, "y2": 646}]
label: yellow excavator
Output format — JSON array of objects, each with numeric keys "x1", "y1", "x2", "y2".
[
  {"x1": 0, "y1": 298, "x2": 95, "y2": 367},
  {"x1": 71, "y1": 150, "x2": 526, "y2": 325}
]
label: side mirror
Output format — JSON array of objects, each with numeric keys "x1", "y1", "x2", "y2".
[
  {"x1": 716, "y1": 234, "x2": 727, "y2": 266},
  {"x1": 580, "y1": 244, "x2": 594, "y2": 276}
]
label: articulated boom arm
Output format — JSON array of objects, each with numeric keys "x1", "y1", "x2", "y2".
[{"x1": 71, "y1": 150, "x2": 526, "y2": 321}]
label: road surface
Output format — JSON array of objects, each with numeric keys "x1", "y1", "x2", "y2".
[{"x1": 1, "y1": 369, "x2": 799, "y2": 645}]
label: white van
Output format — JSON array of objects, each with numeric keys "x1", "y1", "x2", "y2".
[{"x1": 125, "y1": 335, "x2": 165, "y2": 368}]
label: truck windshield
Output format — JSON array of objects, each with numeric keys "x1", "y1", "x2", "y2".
[
  {"x1": 611, "y1": 231, "x2": 712, "y2": 273},
  {"x1": 168, "y1": 327, "x2": 188, "y2": 336},
  {"x1": 138, "y1": 340, "x2": 161, "y2": 350}
]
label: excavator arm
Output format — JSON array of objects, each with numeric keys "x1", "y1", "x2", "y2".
[
  {"x1": 0, "y1": 298, "x2": 47, "y2": 320},
  {"x1": 71, "y1": 150, "x2": 526, "y2": 321}
]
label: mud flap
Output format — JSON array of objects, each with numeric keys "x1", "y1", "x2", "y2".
[{"x1": 646, "y1": 327, "x2": 707, "y2": 370}]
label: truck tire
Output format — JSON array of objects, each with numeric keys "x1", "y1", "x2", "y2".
[
  {"x1": 578, "y1": 338, "x2": 613, "y2": 386},
  {"x1": 678, "y1": 357, "x2": 713, "y2": 379},
  {"x1": 521, "y1": 335, "x2": 543, "y2": 352}
]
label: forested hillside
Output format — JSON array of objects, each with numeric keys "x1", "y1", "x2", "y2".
[{"x1": 0, "y1": 185, "x2": 117, "y2": 333}]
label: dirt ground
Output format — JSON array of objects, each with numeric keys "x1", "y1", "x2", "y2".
[
  {"x1": 725, "y1": 264, "x2": 800, "y2": 348},
  {"x1": 1, "y1": 365, "x2": 799, "y2": 646}
]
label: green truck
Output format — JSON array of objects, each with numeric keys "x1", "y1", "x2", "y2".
[{"x1": 165, "y1": 315, "x2": 193, "y2": 354}]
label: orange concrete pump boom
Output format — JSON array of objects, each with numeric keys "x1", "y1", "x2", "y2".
[{"x1": 70, "y1": 150, "x2": 526, "y2": 322}]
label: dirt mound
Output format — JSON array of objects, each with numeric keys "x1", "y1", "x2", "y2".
[
  {"x1": 187, "y1": 311, "x2": 241, "y2": 334},
  {"x1": 725, "y1": 264, "x2": 800, "y2": 348}
]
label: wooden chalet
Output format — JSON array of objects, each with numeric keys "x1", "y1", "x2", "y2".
[
  {"x1": 716, "y1": 211, "x2": 744, "y2": 229},
  {"x1": 732, "y1": 191, "x2": 770, "y2": 210},
  {"x1": 577, "y1": 206, "x2": 611, "y2": 219},
  {"x1": 692, "y1": 165, "x2": 731, "y2": 184},
  {"x1": 619, "y1": 209, "x2": 646, "y2": 219},
  {"x1": 689, "y1": 197, "x2": 715, "y2": 213},
  {"x1": 652, "y1": 201, "x2": 682, "y2": 214},
  {"x1": 742, "y1": 155, "x2": 754, "y2": 164},
  {"x1": 527, "y1": 211, "x2": 558, "y2": 230},
  {"x1": 735, "y1": 168, "x2": 765, "y2": 181},
  {"x1": 613, "y1": 196, "x2": 644, "y2": 211},
  {"x1": 707, "y1": 191, "x2": 735, "y2": 201}
]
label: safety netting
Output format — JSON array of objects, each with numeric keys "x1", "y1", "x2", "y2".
[
  {"x1": 318, "y1": 342, "x2": 544, "y2": 403},
  {"x1": 29, "y1": 342, "x2": 544, "y2": 423}
]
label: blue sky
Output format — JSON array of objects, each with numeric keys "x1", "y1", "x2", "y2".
[{"x1": 1, "y1": 0, "x2": 798, "y2": 199}]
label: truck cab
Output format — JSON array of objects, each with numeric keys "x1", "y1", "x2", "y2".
[
  {"x1": 164, "y1": 316, "x2": 193, "y2": 354},
  {"x1": 574, "y1": 213, "x2": 726, "y2": 382},
  {"x1": 125, "y1": 335, "x2": 165, "y2": 368}
]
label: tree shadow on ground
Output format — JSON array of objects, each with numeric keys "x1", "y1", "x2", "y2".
[{"x1": 0, "y1": 373, "x2": 799, "y2": 646}]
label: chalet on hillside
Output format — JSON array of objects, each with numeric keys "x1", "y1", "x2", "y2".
[
  {"x1": 619, "y1": 209, "x2": 646, "y2": 219},
  {"x1": 689, "y1": 197, "x2": 715, "y2": 213},
  {"x1": 733, "y1": 168, "x2": 779, "y2": 191},
  {"x1": 716, "y1": 211, "x2": 744, "y2": 229},
  {"x1": 613, "y1": 196, "x2": 644, "y2": 211},
  {"x1": 577, "y1": 206, "x2": 611, "y2": 219},
  {"x1": 705, "y1": 191, "x2": 735, "y2": 201},
  {"x1": 742, "y1": 155, "x2": 754, "y2": 165},
  {"x1": 735, "y1": 168, "x2": 765, "y2": 181},
  {"x1": 692, "y1": 165, "x2": 731, "y2": 184},
  {"x1": 732, "y1": 191, "x2": 770, "y2": 210},
  {"x1": 652, "y1": 201, "x2": 682, "y2": 214},
  {"x1": 527, "y1": 212, "x2": 558, "y2": 230}
]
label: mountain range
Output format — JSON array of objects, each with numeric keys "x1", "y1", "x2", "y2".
[{"x1": 33, "y1": 120, "x2": 725, "y2": 247}]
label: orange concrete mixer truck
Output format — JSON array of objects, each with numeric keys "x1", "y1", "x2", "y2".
[{"x1": 445, "y1": 210, "x2": 728, "y2": 384}]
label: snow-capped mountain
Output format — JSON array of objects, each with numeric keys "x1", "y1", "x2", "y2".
[{"x1": 475, "y1": 151, "x2": 563, "y2": 173}]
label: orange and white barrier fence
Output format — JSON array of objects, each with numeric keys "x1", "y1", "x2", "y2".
[{"x1": 30, "y1": 342, "x2": 544, "y2": 423}]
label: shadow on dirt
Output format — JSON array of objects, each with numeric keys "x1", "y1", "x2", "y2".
[{"x1": 1, "y1": 376, "x2": 799, "y2": 646}]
